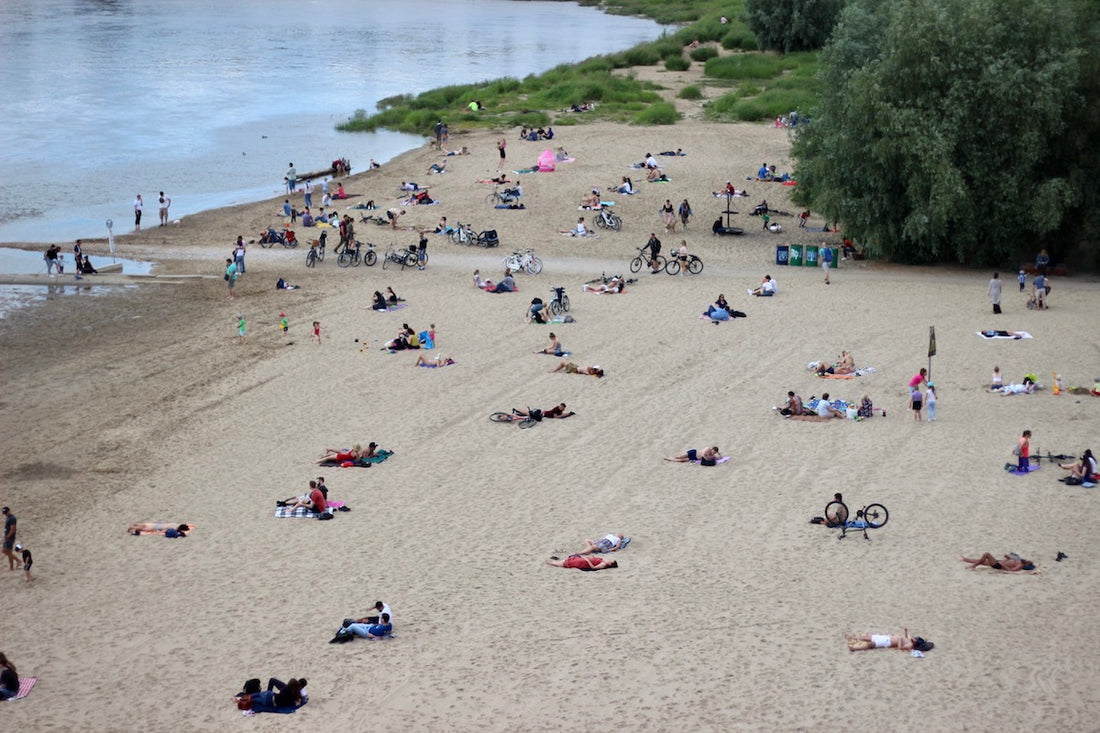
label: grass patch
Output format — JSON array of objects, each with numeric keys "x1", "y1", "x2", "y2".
[
  {"x1": 665, "y1": 56, "x2": 691, "y2": 71},
  {"x1": 722, "y1": 27, "x2": 759, "y2": 51},
  {"x1": 689, "y1": 45, "x2": 719, "y2": 62},
  {"x1": 633, "y1": 101, "x2": 680, "y2": 125},
  {"x1": 705, "y1": 54, "x2": 786, "y2": 80},
  {"x1": 678, "y1": 85, "x2": 704, "y2": 100}
]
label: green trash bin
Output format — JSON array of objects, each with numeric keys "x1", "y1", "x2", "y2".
[
  {"x1": 788, "y1": 244, "x2": 803, "y2": 267},
  {"x1": 804, "y1": 245, "x2": 819, "y2": 267},
  {"x1": 830, "y1": 247, "x2": 840, "y2": 268}
]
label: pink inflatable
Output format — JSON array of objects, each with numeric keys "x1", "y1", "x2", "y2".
[{"x1": 537, "y1": 149, "x2": 556, "y2": 172}]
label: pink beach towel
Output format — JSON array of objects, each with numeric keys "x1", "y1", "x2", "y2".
[{"x1": 11, "y1": 677, "x2": 37, "y2": 700}]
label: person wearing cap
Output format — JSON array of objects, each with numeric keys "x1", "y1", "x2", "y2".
[
  {"x1": 15, "y1": 544, "x2": 32, "y2": 581},
  {"x1": 2, "y1": 507, "x2": 18, "y2": 571},
  {"x1": 846, "y1": 629, "x2": 934, "y2": 652}
]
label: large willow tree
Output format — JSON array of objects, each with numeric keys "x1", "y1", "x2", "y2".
[{"x1": 792, "y1": 0, "x2": 1091, "y2": 265}]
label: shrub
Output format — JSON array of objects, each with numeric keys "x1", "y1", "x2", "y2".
[
  {"x1": 622, "y1": 46, "x2": 661, "y2": 66},
  {"x1": 722, "y1": 27, "x2": 760, "y2": 51},
  {"x1": 678, "y1": 85, "x2": 704, "y2": 100},
  {"x1": 665, "y1": 56, "x2": 691, "y2": 71},
  {"x1": 705, "y1": 54, "x2": 785, "y2": 80},
  {"x1": 689, "y1": 46, "x2": 718, "y2": 62},
  {"x1": 634, "y1": 101, "x2": 679, "y2": 125}
]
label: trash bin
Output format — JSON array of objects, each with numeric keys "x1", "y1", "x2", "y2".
[
  {"x1": 804, "y1": 245, "x2": 819, "y2": 267},
  {"x1": 788, "y1": 244, "x2": 803, "y2": 267},
  {"x1": 830, "y1": 247, "x2": 840, "y2": 268},
  {"x1": 776, "y1": 245, "x2": 789, "y2": 266}
]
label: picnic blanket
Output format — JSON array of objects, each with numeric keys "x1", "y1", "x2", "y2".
[
  {"x1": 375, "y1": 303, "x2": 408, "y2": 312},
  {"x1": 348, "y1": 203, "x2": 377, "y2": 210},
  {"x1": 245, "y1": 699, "x2": 308, "y2": 716},
  {"x1": 805, "y1": 398, "x2": 850, "y2": 413},
  {"x1": 977, "y1": 331, "x2": 1032, "y2": 339},
  {"x1": 691, "y1": 456, "x2": 731, "y2": 466},
  {"x1": 513, "y1": 167, "x2": 539, "y2": 174},
  {"x1": 274, "y1": 500, "x2": 346, "y2": 518},
  {"x1": 817, "y1": 366, "x2": 877, "y2": 379},
  {"x1": 7, "y1": 677, "x2": 37, "y2": 700}
]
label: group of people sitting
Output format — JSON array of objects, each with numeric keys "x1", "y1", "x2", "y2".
[
  {"x1": 519, "y1": 126, "x2": 554, "y2": 141},
  {"x1": 702, "y1": 293, "x2": 746, "y2": 322},
  {"x1": 749, "y1": 275, "x2": 777, "y2": 296},
  {"x1": 276, "y1": 478, "x2": 329, "y2": 513},
  {"x1": 474, "y1": 269, "x2": 516, "y2": 293},
  {"x1": 371, "y1": 287, "x2": 404, "y2": 311},
  {"x1": 382, "y1": 323, "x2": 433, "y2": 351},
  {"x1": 779, "y1": 391, "x2": 880, "y2": 420},
  {"x1": 330, "y1": 601, "x2": 394, "y2": 643},
  {"x1": 1058, "y1": 449, "x2": 1097, "y2": 484}
]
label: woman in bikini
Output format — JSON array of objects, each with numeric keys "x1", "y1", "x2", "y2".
[
  {"x1": 315, "y1": 445, "x2": 361, "y2": 465},
  {"x1": 846, "y1": 629, "x2": 933, "y2": 652},
  {"x1": 549, "y1": 361, "x2": 603, "y2": 377},
  {"x1": 959, "y1": 553, "x2": 1036, "y2": 571}
]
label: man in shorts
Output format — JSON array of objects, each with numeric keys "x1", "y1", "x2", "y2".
[{"x1": 2, "y1": 507, "x2": 19, "y2": 571}]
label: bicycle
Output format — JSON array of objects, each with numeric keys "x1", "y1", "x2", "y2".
[
  {"x1": 629, "y1": 246, "x2": 666, "y2": 274},
  {"x1": 503, "y1": 248, "x2": 542, "y2": 275},
  {"x1": 665, "y1": 254, "x2": 704, "y2": 275},
  {"x1": 259, "y1": 229, "x2": 298, "y2": 248},
  {"x1": 449, "y1": 221, "x2": 475, "y2": 246},
  {"x1": 547, "y1": 286, "x2": 570, "y2": 316},
  {"x1": 824, "y1": 499, "x2": 889, "y2": 541},
  {"x1": 486, "y1": 186, "x2": 521, "y2": 206},
  {"x1": 382, "y1": 245, "x2": 419, "y2": 270},
  {"x1": 593, "y1": 208, "x2": 622, "y2": 231},
  {"x1": 337, "y1": 241, "x2": 377, "y2": 268},
  {"x1": 305, "y1": 233, "x2": 327, "y2": 267},
  {"x1": 489, "y1": 409, "x2": 540, "y2": 429}
]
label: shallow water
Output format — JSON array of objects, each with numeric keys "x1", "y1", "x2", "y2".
[
  {"x1": 0, "y1": 247, "x2": 154, "y2": 276},
  {"x1": 0, "y1": 0, "x2": 664, "y2": 243}
]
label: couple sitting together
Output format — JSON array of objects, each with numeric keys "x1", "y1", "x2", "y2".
[
  {"x1": 474, "y1": 269, "x2": 516, "y2": 293},
  {"x1": 331, "y1": 601, "x2": 394, "y2": 643}
]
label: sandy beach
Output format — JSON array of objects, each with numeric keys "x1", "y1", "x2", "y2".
[{"x1": 2, "y1": 116, "x2": 1099, "y2": 732}]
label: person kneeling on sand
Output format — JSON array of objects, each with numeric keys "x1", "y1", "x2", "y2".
[
  {"x1": 550, "y1": 360, "x2": 603, "y2": 378},
  {"x1": 846, "y1": 629, "x2": 934, "y2": 652},
  {"x1": 665, "y1": 447, "x2": 722, "y2": 465},
  {"x1": 960, "y1": 553, "x2": 1036, "y2": 571},
  {"x1": 546, "y1": 555, "x2": 618, "y2": 571}
]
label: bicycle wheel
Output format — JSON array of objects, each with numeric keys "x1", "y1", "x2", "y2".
[
  {"x1": 688, "y1": 256, "x2": 704, "y2": 275},
  {"x1": 560, "y1": 294, "x2": 570, "y2": 312},
  {"x1": 350, "y1": 252, "x2": 361, "y2": 267},
  {"x1": 382, "y1": 249, "x2": 394, "y2": 269},
  {"x1": 526, "y1": 257, "x2": 542, "y2": 275},
  {"x1": 486, "y1": 193, "x2": 499, "y2": 206},
  {"x1": 548, "y1": 300, "x2": 562, "y2": 316},
  {"x1": 863, "y1": 503, "x2": 889, "y2": 529},
  {"x1": 317, "y1": 246, "x2": 325, "y2": 262},
  {"x1": 665, "y1": 259, "x2": 681, "y2": 275},
  {"x1": 489, "y1": 412, "x2": 514, "y2": 423},
  {"x1": 306, "y1": 250, "x2": 317, "y2": 268},
  {"x1": 594, "y1": 215, "x2": 607, "y2": 229},
  {"x1": 518, "y1": 418, "x2": 537, "y2": 429},
  {"x1": 363, "y1": 249, "x2": 377, "y2": 267},
  {"x1": 610, "y1": 215, "x2": 622, "y2": 231},
  {"x1": 403, "y1": 252, "x2": 418, "y2": 270},
  {"x1": 824, "y1": 501, "x2": 848, "y2": 527},
  {"x1": 450, "y1": 229, "x2": 462, "y2": 244},
  {"x1": 260, "y1": 239, "x2": 274, "y2": 249},
  {"x1": 337, "y1": 252, "x2": 352, "y2": 268},
  {"x1": 629, "y1": 256, "x2": 643, "y2": 274}
]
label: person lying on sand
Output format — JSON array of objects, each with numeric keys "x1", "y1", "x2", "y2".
[
  {"x1": 476, "y1": 174, "x2": 512, "y2": 184},
  {"x1": 336, "y1": 613, "x2": 393, "y2": 641},
  {"x1": 316, "y1": 445, "x2": 361, "y2": 465},
  {"x1": 577, "y1": 533, "x2": 626, "y2": 555},
  {"x1": 549, "y1": 360, "x2": 603, "y2": 377},
  {"x1": 512, "y1": 404, "x2": 575, "y2": 419},
  {"x1": 960, "y1": 553, "x2": 1036, "y2": 571},
  {"x1": 415, "y1": 354, "x2": 454, "y2": 368},
  {"x1": 128, "y1": 522, "x2": 190, "y2": 537},
  {"x1": 665, "y1": 447, "x2": 722, "y2": 465},
  {"x1": 815, "y1": 351, "x2": 855, "y2": 375},
  {"x1": 584, "y1": 277, "x2": 624, "y2": 294},
  {"x1": 846, "y1": 629, "x2": 933, "y2": 652},
  {"x1": 546, "y1": 555, "x2": 618, "y2": 570}
]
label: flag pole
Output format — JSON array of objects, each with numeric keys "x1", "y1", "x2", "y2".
[{"x1": 927, "y1": 326, "x2": 937, "y2": 382}]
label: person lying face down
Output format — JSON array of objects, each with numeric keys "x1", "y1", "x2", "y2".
[
  {"x1": 549, "y1": 360, "x2": 603, "y2": 377},
  {"x1": 546, "y1": 555, "x2": 618, "y2": 570}
]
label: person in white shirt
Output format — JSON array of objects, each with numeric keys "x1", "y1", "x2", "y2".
[
  {"x1": 351, "y1": 601, "x2": 392, "y2": 625},
  {"x1": 750, "y1": 274, "x2": 777, "y2": 296},
  {"x1": 578, "y1": 534, "x2": 626, "y2": 555},
  {"x1": 816, "y1": 393, "x2": 845, "y2": 418},
  {"x1": 158, "y1": 191, "x2": 171, "y2": 226},
  {"x1": 561, "y1": 217, "x2": 587, "y2": 237}
]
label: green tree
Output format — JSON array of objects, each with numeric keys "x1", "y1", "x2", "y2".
[
  {"x1": 793, "y1": 0, "x2": 1089, "y2": 265},
  {"x1": 744, "y1": 0, "x2": 846, "y2": 53}
]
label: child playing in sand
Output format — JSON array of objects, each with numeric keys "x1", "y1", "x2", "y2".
[
  {"x1": 910, "y1": 382, "x2": 922, "y2": 420},
  {"x1": 925, "y1": 383, "x2": 937, "y2": 421},
  {"x1": 237, "y1": 314, "x2": 246, "y2": 343},
  {"x1": 991, "y1": 366, "x2": 1002, "y2": 389},
  {"x1": 15, "y1": 544, "x2": 31, "y2": 581},
  {"x1": 280, "y1": 312, "x2": 288, "y2": 333},
  {"x1": 311, "y1": 321, "x2": 322, "y2": 344}
]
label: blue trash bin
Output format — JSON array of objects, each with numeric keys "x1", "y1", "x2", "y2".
[{"x1": 776, "y1": 245, "x2": 789, "y2": 266}]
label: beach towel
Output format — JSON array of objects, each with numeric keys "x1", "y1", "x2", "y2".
[
  {"x1": 418, "y1": 331, "x2": 434, "y2": 349},
  {"x1": 274, "y1": 500, "x2": 345, "y2": 518},
  {"x1": 977, "y1": 331, "x2": 1032, "y2": 339},
  {"x1": 7, "y1": 677, "x2": 37, "y2": 700},
  {"x1": 691, "y1": 456, "x2": 731, "y2": 466},
  {"x1": 348, "y1": 203, "x2": 378, "y2": 210},
  {"x1": 805, "y1": 398, "x2": 850, "y2": 413},
  {"x1": 246, "y1": 699, "x2": 308, "y2": 716},
  {"x1": 698, "y1": 311, "x2": 746, "y2": 322},
  {"x1": 494, "y1": 203, "x2": 526, "y2": 210},
  {"x1": 513, "y1": 167, "x2": 539, "y2": 174},
  {"x1": 416, "y1": 360, "x2": 455, "y2": 368},
  {"x1": 360, "y1": 449, "x2": 394, "y2": 465},
  {"x1": 372, "y1": 303, "x2": 408, "y2": 313}
]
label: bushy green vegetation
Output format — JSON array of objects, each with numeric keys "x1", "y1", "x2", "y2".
[
  {"x1": 665, "y1": 56, "x2": 691, "y2": 71},
  {"x1": 705, "y1": 54, "x2": 786, "y2": 80},
  {"x1": 744, "y1": 0, "x2": 845, "y2": 53},
  {"x1": 689, "y1": 46, "x2": 719, "y2": 62},
  {"x1": 722, "y1": 27, "x2": 759, "y2": 50},
  {"x1": 792, "y1": 0, "x2": 1099, "y2": 267},
  {"x1": 678, "y1": 85, "x2": 704, "y2": 100},
  {"x1": 634, "y1": 101, "x2": 680, "y2": 125}
]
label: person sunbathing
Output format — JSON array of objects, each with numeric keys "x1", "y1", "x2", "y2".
[
  {"x1": 415, "y1": 354, "x2": 454, "y2": 368},
  {"x1": 512, "y1": 403, "x2": 575, "y2": 419},
  {"x1": 665, "y1": 447, "x2": 722, "y2": 465},
  {"x1": 993, "y1": 382, "x2": 1035, "y2": 395},
  {"x1": 282, "y1": 480, "x2": 326, "y2": 511},
  {"x1": 561, "y1": 218, "x2": 588, "y2": 237},
  {"x1": 534, "y1": 332, "x2": 565, "y2": 356},
  {"x1": 546, "y1": 555, "x2": 618, "y2": 570},
  {"x1": 646, "y1": 167, "x2": 669, "y2": 182},
  {"x1": 580, "y1": 190, "x2": 601, "y2": 209},
  {"x1": 815, "y1": 351, "x2": 855, "y2": 375},
  {"x1": 337, "y1": 613, "x2": 393, "y2": 641},
  {"x1": 550, "y1": 360, "x2": 603, "y2": 377},
  {"x1": 613, "y1": 176, "x2": 634, "y2": 194},
  {"x1": 583, "y1": 277, "x2": 624, "y2": 294},
  {"x1": 779, "y1": 391, "x2": 804, "y2": 416},
  {"x1": 234, "y1": 677, "x2": 307, "y2": 709},
  {"x1": 960, "y1": 553, "x2": 1036, "y2": 571},
  {"x1": 385, "y1": 287, "x2": 404, "y2": 303},
  {"x1": 704, "y1": 294, "x2": 729, "y2": 318},
  {"x1": 128, "y1": 522, "x2": 190, "y2": 536},
  {"x1": 577, "y1": 533, "x2": 626, "y2": 555},
  {"x1": 846, "y1": 629, "x2": 933, "y2": 652},
  {"x1": 554, "y1": 147, "x2": 570, "y2": 161},
  {"x1": 316, "y1": 445, "x2": 361, "y2": 465}
]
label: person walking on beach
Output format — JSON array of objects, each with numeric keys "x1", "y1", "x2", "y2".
[
  {"x1": 661, "y1": 199, "x2": 676, "y2": 233},
  {"x1": 286, "y1": 163, "x2": 297, "y2": 193},
  {"x1": 302, "y1": 179, "x2": 313, "y2": 208},
  {"x1": 2, "y1": 507, "x2": 19, "y2": 571},
  {"x1": 820, "y1": 242, "x2": 832, "y2": 284},
  {"x1": 234, "y1": 236, "x2": 247, "y2": 275},
  {"x1": 417, "y1": 233, "x2": 428, "y2": 270},
  {"x1": 225, "y1": 258, "x2": 238, "y2": 299},
  {"x1": 43, "y1": 245, "x2": 59, "y2": 276},
  {"x1": 989, "y1": 272, "x2": 1002, "y2": 314},
  {"x1": 678, "y1": 198, "x2": 693, "y2": 230},
  {"x1": 134, "y1": 194, "x2": 143, "y2": 230},
  {"x1": 236, "y1": 313, "x2": 246, "y2": 343},
  {"x1": 158, "y1": 191, "x2": 171, "y2": 226},
  {"x1": 497, "y1": 138, "x2": 506, "y2": 171}
]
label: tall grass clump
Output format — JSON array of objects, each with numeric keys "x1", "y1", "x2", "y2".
[
  {"x1": 633, "y1": 100, "x2": 680, "y2": 125},
  {"x1": 705, "y1": 54, "x2": 785, "y2": 79},
  {"x1": 665, "y1": 56, "x2": 691, "y2": 71},
  {"x1": 722, "y1": 27, "x2": 759, "y2": 51},
  {"x1": 678, "y1": 85, "x2": 704, "y2": 100},
  {"x1": 689, "y1": 45, "x2": 718, "y2": 62}
]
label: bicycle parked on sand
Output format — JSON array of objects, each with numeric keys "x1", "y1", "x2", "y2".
[
  {"x1": 665, "y1": 253, "x2": 704, "y2": 275},
  {"x1": 503, "y1": 248, "x2": 543, "y2": 275},
  {"x1": 305, "y1": 232, "x2": 327, "y2": 267},
  {"x1": 825, "y1": 498, "x2": 889, "y2": 541},
  {"x1": 547, "y1": 286, "x2": 570, "y2": 316},
  {"x1": 489, "y1": 409, "x2": 542, "y2": 429},
  {"x1": 629, "y1": 245, "x2": 665, "y2": 274},
  {"x1": 382, "y1": 245, "x2": 420, "y2": 270},
  {"x1": 593, "y1": 208, "x2": 622, "y2": 231},
  {"x1": 486, "y1": 186, "x2": 522, "y2": 206},
  {"x1": 337, "y1": 241, "x2": 377, "y2": 268}
]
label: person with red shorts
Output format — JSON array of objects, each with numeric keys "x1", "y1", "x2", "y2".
[{"x1": 546, "y1": 555, "x2": 618, "y2": 571}]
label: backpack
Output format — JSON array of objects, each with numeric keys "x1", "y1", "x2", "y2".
[
  {"x1": 276, "y1": 278, "x2": 287, "y2": 290},
  {"x1": 822, "y1": 247, "x2": 833, "y2": 263}
]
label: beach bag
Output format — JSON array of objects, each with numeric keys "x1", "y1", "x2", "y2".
[
  {"x1": 276, "y1": 278, "x2": 287, "y2": 290},
  {"x1": 1013, "y1": 444, "x2": 1022, "y2": 457}
]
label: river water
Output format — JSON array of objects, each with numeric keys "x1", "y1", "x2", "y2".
[{"x1": 0, "y1": 0, "x2": 664, "y2": 244}]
